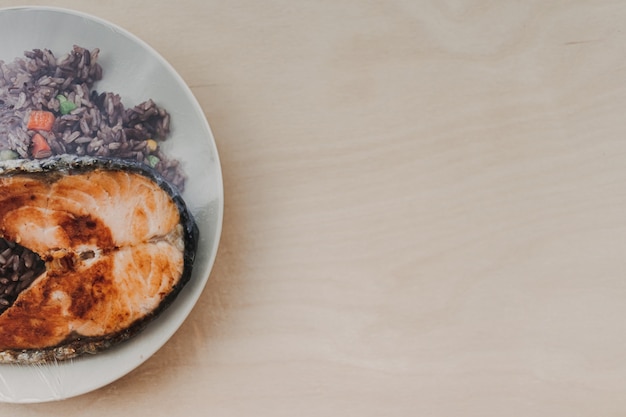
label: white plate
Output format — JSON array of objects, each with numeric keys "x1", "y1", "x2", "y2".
[{"x1": 0, "y1": 6, "x2": 223, "y2": 403}]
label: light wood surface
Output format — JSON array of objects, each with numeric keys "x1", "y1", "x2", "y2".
[{"x1": 3, "y1": 0, "x2": 626, "y2": 415}]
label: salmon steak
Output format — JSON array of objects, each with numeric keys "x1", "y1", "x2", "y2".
[{"x1": 0, "y1": 155, "x2": 198, "y2": 364}]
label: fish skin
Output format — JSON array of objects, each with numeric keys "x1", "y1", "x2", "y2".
[{"x1": 0, "y1": 155, "x2": 198, "y2": 364}]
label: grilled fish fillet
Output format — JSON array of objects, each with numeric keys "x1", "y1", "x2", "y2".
[{"x1": 0, "y1": 156, "x2": 198, "y2": 364}]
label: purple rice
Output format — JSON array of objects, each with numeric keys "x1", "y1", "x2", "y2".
[
  {"x1": 0, "y1": 45, "x2": 186, "y2": 190},
  {"x1": 0, "y1": 238, "x2": 45, "y2": 314}
]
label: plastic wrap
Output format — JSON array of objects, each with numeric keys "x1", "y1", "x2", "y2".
[{"x1": 0, "y1": 6, "x2": 223, "y2": 403}]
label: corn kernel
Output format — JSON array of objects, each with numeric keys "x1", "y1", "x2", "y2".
[{"x1": 146, "y1": 139, "x2": 158, "y2": 152}]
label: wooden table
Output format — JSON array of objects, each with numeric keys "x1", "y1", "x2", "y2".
[{"x1": 3, "y1": 0, "x2": 626, "y2": 415}]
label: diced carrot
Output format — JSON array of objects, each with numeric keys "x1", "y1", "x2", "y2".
[
  {"x1": 31, "y1": 133, "x2": 52, "y2": 159},
  {"x1": 27, "y1": 110, "x2": 56, "y2": 131}
]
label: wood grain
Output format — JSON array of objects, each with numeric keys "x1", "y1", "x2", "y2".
[{"x1": 3, "y1": 0, "x2": 626, "y2": 415}]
